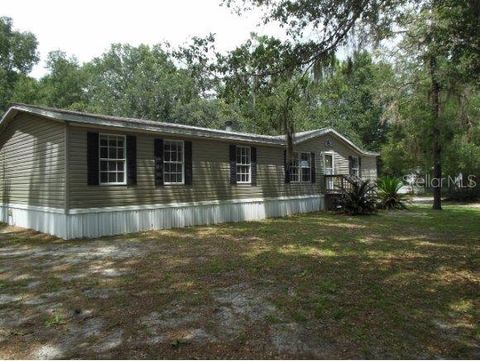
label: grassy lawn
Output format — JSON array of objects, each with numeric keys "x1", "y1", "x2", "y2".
[{"x1": 0, "y1": 204, "x2": 479, "y2": 359}]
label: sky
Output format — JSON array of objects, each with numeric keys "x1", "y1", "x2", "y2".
[{"x1": 2, "y1": 0, "x2": 284, "y2": 79}]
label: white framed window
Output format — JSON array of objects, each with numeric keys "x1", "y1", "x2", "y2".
[
  {"x1": 99, "y1": 134, "x2": 126, "y2": 185},
  {"x1": 164, "y1": 140, "x2": 184, "y2": 184},
  {"x1": 351, "y1": 156, "x2": 360, "y2": 177},
  {"x1": 323, "y1": 152, "x2": 334, "y2": 175},
  {"x1": 300, "y1": 152, "x2": 312, "y2": 182},
  {"x1": 290, "y1": 152, "x2": 312, "y2": 183},
  {"x1": 236, "y1": 145, "x2": 251, "y2": 183},
  {"x1": 323, "y1": 152, "x2": 335, "y2": 191},
  {"x1": 289, "y1": 153, "x2": 300, "y2": 183}
]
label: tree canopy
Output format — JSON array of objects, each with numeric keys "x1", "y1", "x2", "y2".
[{"x1": 0, "y1": 16, "x2": 38, "y2": 112}]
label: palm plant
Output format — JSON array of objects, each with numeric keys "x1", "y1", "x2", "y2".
[
  {"x1": 376, "y1": 176, "x2": 409, "y2": 210},
  {"x1": 338, "y1": 177, "x2": 377, "y2": 215}
]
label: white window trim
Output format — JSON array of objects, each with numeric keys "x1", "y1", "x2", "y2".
[
  {"x1": 236, "y1": 145, "x2": 251, "y2": 184},
  {"x1": 290, "y1": 151, "x2": 312, "y2": 183},
  {"x1": 99, "y1": 133, "x2": 127, "y2": 186},
  {"x1": 163, "y1": 139, "x2": 185, "y2": 185},
  {"x1": 300, "y1": 152, "x2": 312, "y2": 183},
  {"x1": 322, "y1": 151, "x2": 335, "y2": 175},
  {"x1": 289, "y1": 152, "x2": 300, "y2": 183}
]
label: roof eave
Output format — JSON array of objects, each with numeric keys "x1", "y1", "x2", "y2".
[
  {"x1": 1, "y1": 105, "x2": 380, "y2": 155},
  {"x1": 0, "y1": 107, "x2": 18, "y2": 128},
  {"x1": 6, "y1": 105, "x2": 285, "y2": 146}
]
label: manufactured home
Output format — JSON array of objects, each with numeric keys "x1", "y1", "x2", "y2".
[{"x1": 0, "y1": 104, "x2": 378, "y2": 239}]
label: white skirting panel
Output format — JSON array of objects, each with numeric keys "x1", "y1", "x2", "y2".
[
  {"x1": 0, "y1": 204, "x2": 68, "y2": 239},
  {"x1": 1, "y1": 195, "x2": 325, "y2": 240}
]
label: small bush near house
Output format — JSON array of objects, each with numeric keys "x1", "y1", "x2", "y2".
[
  {"x1": 338, "y1": 177, "x2": 377, "y2": 215},
  {"x1": 377, "y1": 176, "x2": 409, "y2": 210}
]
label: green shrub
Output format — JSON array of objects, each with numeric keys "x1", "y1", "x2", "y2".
[
  {"x1": 445, "y1": 184, "x2": 480, "y2": 202},
  {"x1": 377, "y1": 176, "x2": 409, "y2": 209},
  {"x1": 338, "y1": 177, "x2": 377, "y2": 215}
]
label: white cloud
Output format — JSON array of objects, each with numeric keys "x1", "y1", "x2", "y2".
[{"x1": 1, "y1": 0, "x2": 284, "y2": 78}]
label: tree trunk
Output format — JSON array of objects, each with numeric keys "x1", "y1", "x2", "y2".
[{"x1": 430, "y1": 55, "x2": 442, "y2": 210}]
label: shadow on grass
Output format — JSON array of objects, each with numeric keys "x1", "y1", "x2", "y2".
[{"x1": 0, "y1": 205, "x2": 479, "y2": 358}]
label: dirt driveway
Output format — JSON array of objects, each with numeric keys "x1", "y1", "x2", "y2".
[{"x1": 0, "y1": 206, "x2": 479, "y2": 359}]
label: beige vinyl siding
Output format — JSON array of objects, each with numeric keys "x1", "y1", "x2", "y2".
[
  {"x1": 295, "y1": 133, "x2": 377, "y2": 180},
  {"x1": 0, "y1": 114, "x2": 378, "y2": 212},
  {"x1": 68, "y1": 126, "x2": 322, "y2": 209},
  {"x1": 67, "y1": 126, "x2": 378, "y2": 209},
  {"x1": 0, "y1": 114, "x2": 66, "y2": 208}
]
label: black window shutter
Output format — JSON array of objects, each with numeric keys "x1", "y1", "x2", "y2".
[
  {"x1": 154, "y1": 138, "x2": 164, "y2": 186},
  {"x1": 348, "y1": 156, "x2": 353, "y2": 175},
  {"x1": 311, "y1": 152, "x2": 316, "y2": 183},
  {"x1": 251, "y1": 147, "x2": 257, "y2": 186},
  {"x1": 87, "y1": 132, "x2": 99, "y2": 185},
  {"x1": 284, "y1": 149, "x2": 290, "y2": 183},
  {"x1": 126, "y1": 135, "x2": 137, "y2": 185},
  {"x1": 229, "y1": 144, "x2": 237, "y2": 185},
  {"x1": 185, "y1": 141, "x2": 193, "y2": 185},
  {"x1": 358, "y1": 157, "x2": 362, "y2": 178}
]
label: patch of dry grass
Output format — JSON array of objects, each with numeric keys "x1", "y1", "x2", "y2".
[{"x1": 0, "y1": 204, "x2": 479, "y2": 359}]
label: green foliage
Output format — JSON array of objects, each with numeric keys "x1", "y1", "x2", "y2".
[
  {"x1": 38, "y1": 51, "x2": 88, "y2": 110},
  {"x1": 223, "y1": 0, "x2": 405, "y2": 72},
  {"x1": 445, "y1": 185, "x2": 480, "y2": 203},
  {"x1": 380, "y1": 141, "x2": 415, "y2": 177},
  {"x1": 377, "y1": 176, "x2": 409, "y2": 210},
  {"x1": 171, "y1": 99, "x2": 246, "y2": 129},
  {"x1": 376, "y1": 0, "x2": 480, "y2": 182},
  {"x1": 442, "y1": 91, "x2": 480, "y2": 177},
  {"x1": 216, "y1": 34, "x2": 300, "y2": 134},
  {"x1": 309, "y1": 52, "x2": 393, "y2": 151},
  {"x1": 433, "y1": 0, "x2": 480, "y2": 86},
  {"x1": 83, "y1": 43, "x2": 197, "y2": 121},
  {"x1": 380, "y1": 66, "x2": 480, "y2": 179},
  {"x1": 9, "y1": 51, "x2": 88, "y2": 109},
  {"x1": 338, "y1": 178, "x2": 377, "y2": 215},
  {"x1": 9, "y1": 75, "x2": 41, "y2": 105},
  {"x1": 170, "y1": 34, "x2": 218, "y2": 98},
  {"x1": 0, "y1": 17, "x2": 39, "y2": 112},
  {"x1": 217, "y1": 43, "x2": 394, "y2": 144},
  {"x1": 443, "y1": 135, "x2": 480, "y2": 177}
]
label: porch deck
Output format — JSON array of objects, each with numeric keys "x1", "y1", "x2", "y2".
[{"x1": 323, "y1": 174, "x2": 359, "y2": 194}]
